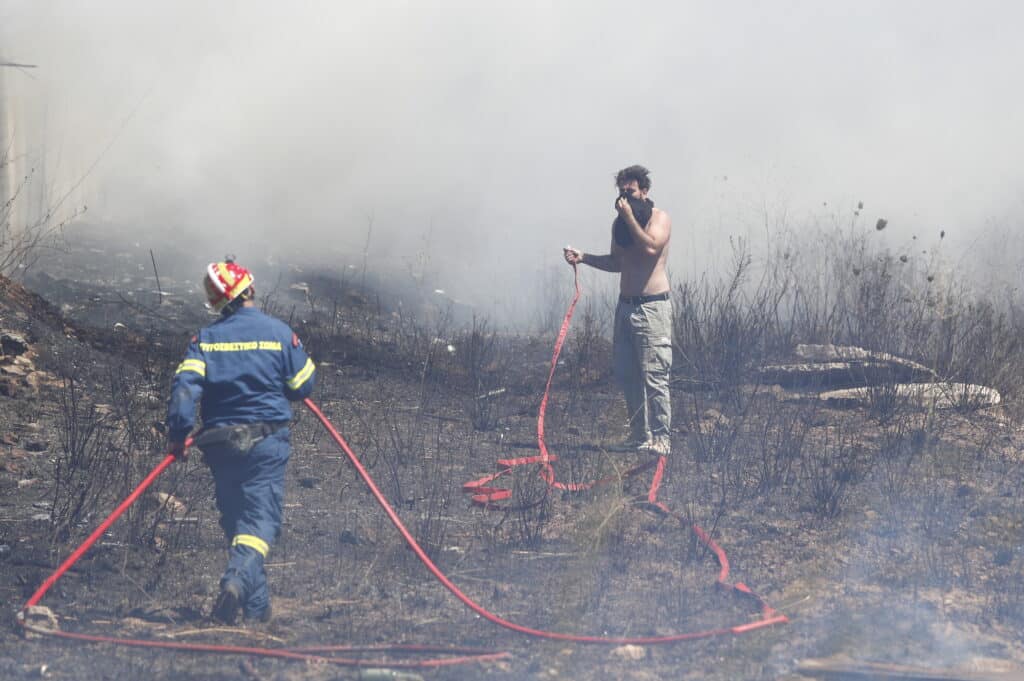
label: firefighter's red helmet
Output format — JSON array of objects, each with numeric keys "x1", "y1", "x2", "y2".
[{"x1": 203, "y1": 261, "x2": 254, "y2": 312}]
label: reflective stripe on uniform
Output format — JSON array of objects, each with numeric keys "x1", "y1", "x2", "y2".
[
  {"x1": 199, "y1": 340, "x2": 283, "y2": 352},
  {"x1": 175, "y1": 358, "x2": 206, "y2": 376},
  {"x1": 232, "y1": 534, "x2": 269, "y2": 556},
  {"x1": 287, "y1": 357, "x2": 315, "y2": 390}
]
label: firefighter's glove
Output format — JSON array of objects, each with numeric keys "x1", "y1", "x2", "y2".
[{"x1": 168, "y1": 439, "x2": 189, "y2": 460}]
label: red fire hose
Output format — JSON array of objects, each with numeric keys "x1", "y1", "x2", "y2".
[
  {"x1": 16, "y1": 266, "x2": 786, "y2": 666},
  {"x1": 16, "y1": 441, "x2": 507, "y2": 668}
]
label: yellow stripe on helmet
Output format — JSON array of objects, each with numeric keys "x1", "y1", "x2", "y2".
[{"x1": 219, "y1": 262, "x2": 253, "y2": 303}]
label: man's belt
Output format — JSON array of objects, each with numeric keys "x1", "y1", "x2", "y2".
[{"x1": 619, "y1": 291, "x2": 670, "y2": 305}]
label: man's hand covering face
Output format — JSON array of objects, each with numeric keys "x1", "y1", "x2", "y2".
[{"x1": 613, "y1": 194, "x2": 655, "y2": 247}]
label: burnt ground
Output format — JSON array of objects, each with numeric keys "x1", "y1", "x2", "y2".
[{"x1": 1, "y1": 228, "x2": 1024, "y2": 680}]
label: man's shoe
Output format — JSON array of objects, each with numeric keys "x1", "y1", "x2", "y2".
[
  {"x1": 212, "y1": 581, "x2": 243, "y2": 625},
  {"x1": 639, "y1": 437, "x2": 671, "y2": 456},
  {"x1": 608, "y1": 435, "x2": 650, "y2": 452}
]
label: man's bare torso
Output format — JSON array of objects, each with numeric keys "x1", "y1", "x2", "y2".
[{"x1": 613, "y1": 206, "x2": 671, "y2": 297}]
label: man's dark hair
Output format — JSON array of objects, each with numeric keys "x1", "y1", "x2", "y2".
[{"x1": 615, "y1": 164, "x2": 652, "y2": 191}]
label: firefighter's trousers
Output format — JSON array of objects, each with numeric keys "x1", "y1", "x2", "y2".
[{"x1": 204, "y1": 427, "x2": 290, "y2": 619}]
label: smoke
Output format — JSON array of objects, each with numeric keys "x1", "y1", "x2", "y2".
[{"x1": 2, "y1": 1, "x2": 1023, "y2": 320}]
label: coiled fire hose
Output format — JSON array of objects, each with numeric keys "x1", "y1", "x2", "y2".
[
  {"x1": 16, "y1": 266, "x2": 786, "y2": 667},
  {"x1": 457, "y1": 265, "x2": 787, "y2": 638}
]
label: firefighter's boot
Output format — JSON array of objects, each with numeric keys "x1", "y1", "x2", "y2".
[{"x1": 212, "y1": 579, "x2": 243, "y2": 625}]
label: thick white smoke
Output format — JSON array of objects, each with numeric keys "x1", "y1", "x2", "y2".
[{"x1": 2, "y1": 1, "x2": 1022, "y2": 320}]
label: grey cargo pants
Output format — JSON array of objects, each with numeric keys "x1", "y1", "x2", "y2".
[{"x1": 613, "y1": 296, "x2": 673, "y2": 442}]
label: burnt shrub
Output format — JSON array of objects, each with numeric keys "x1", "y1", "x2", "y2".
[
  {"x1": 453, "y1": 315, "x2": 508, "y2": 431},
  {"x1": 799, "y1": 421, "x2": 864, "y2": 519},
  {"x1": 673, "y1": 238, "x2": 791, "y2": 407}
]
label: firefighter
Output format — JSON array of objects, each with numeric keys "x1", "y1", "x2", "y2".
[{"x1": 166, "y1": 260, "x2": 316, "y2": 624}]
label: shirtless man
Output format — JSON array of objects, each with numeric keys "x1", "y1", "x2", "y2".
[{"x1": 563, "y1": 165, "x2": 673, "y2": 455}]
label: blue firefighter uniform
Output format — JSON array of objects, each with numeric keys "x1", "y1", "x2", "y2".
[{"x1": 167, "y1": 306, "x2": 315, "y2": 620}]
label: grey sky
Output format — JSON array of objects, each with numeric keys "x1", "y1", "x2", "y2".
[{"x1": 2, "y1": 1, "x2": 1021, "y2": 312}]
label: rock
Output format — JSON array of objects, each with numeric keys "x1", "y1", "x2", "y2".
[
  {"x1": 820, "y1": 383, "x2": 1001, "y2": 410},
  {"x1": 0, "y1": 332, "x2": 30, "y2": 356},
  {"x1": 795, "y1": 343, "x2": 933, "y2": 373},
  {"x1": 0, "y1": 378, "x2": 19, "y2": 397},
  {"x1": 611, "y1": 645, "x2": 647, "y2": 661},
  {"x1": 17, "y1": 605, "x2": 59, "y2": 639},
  {"x1": 154, "y1": 492, "x2": 187, "y2": 515},
  {"x1": 339, "y1": 529, "x2": 360, "y2": 545},
  {"x1": 357, "y1": 670, "x2": 424, "y2": 681},
  {"x1": 760, "y1": 344, "x2": 937, "y2": 390},
  {"x1": 762, "y1": 360, "x2": 935, "y2": 390},
  {"x1": 23, "y1": 373, "x2": 43, "y2": 392},
  {"x1": 24, "y1": 440, "x2": 48, "y2": 452}
]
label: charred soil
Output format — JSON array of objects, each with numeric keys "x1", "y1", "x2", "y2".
[{"x1": 1, "y1": 231, "x2": 1023, "y2": 680}]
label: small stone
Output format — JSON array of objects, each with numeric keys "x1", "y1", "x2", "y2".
[
  {"x1": 18, "y1": 605, "x2": 59, "y2": 639},
  {"x1": 154, "y1": 492, "x2": 187, "y2": 514},
  {"x1": 611, "y1": 645, "x2": 646, "y2": 661}
]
